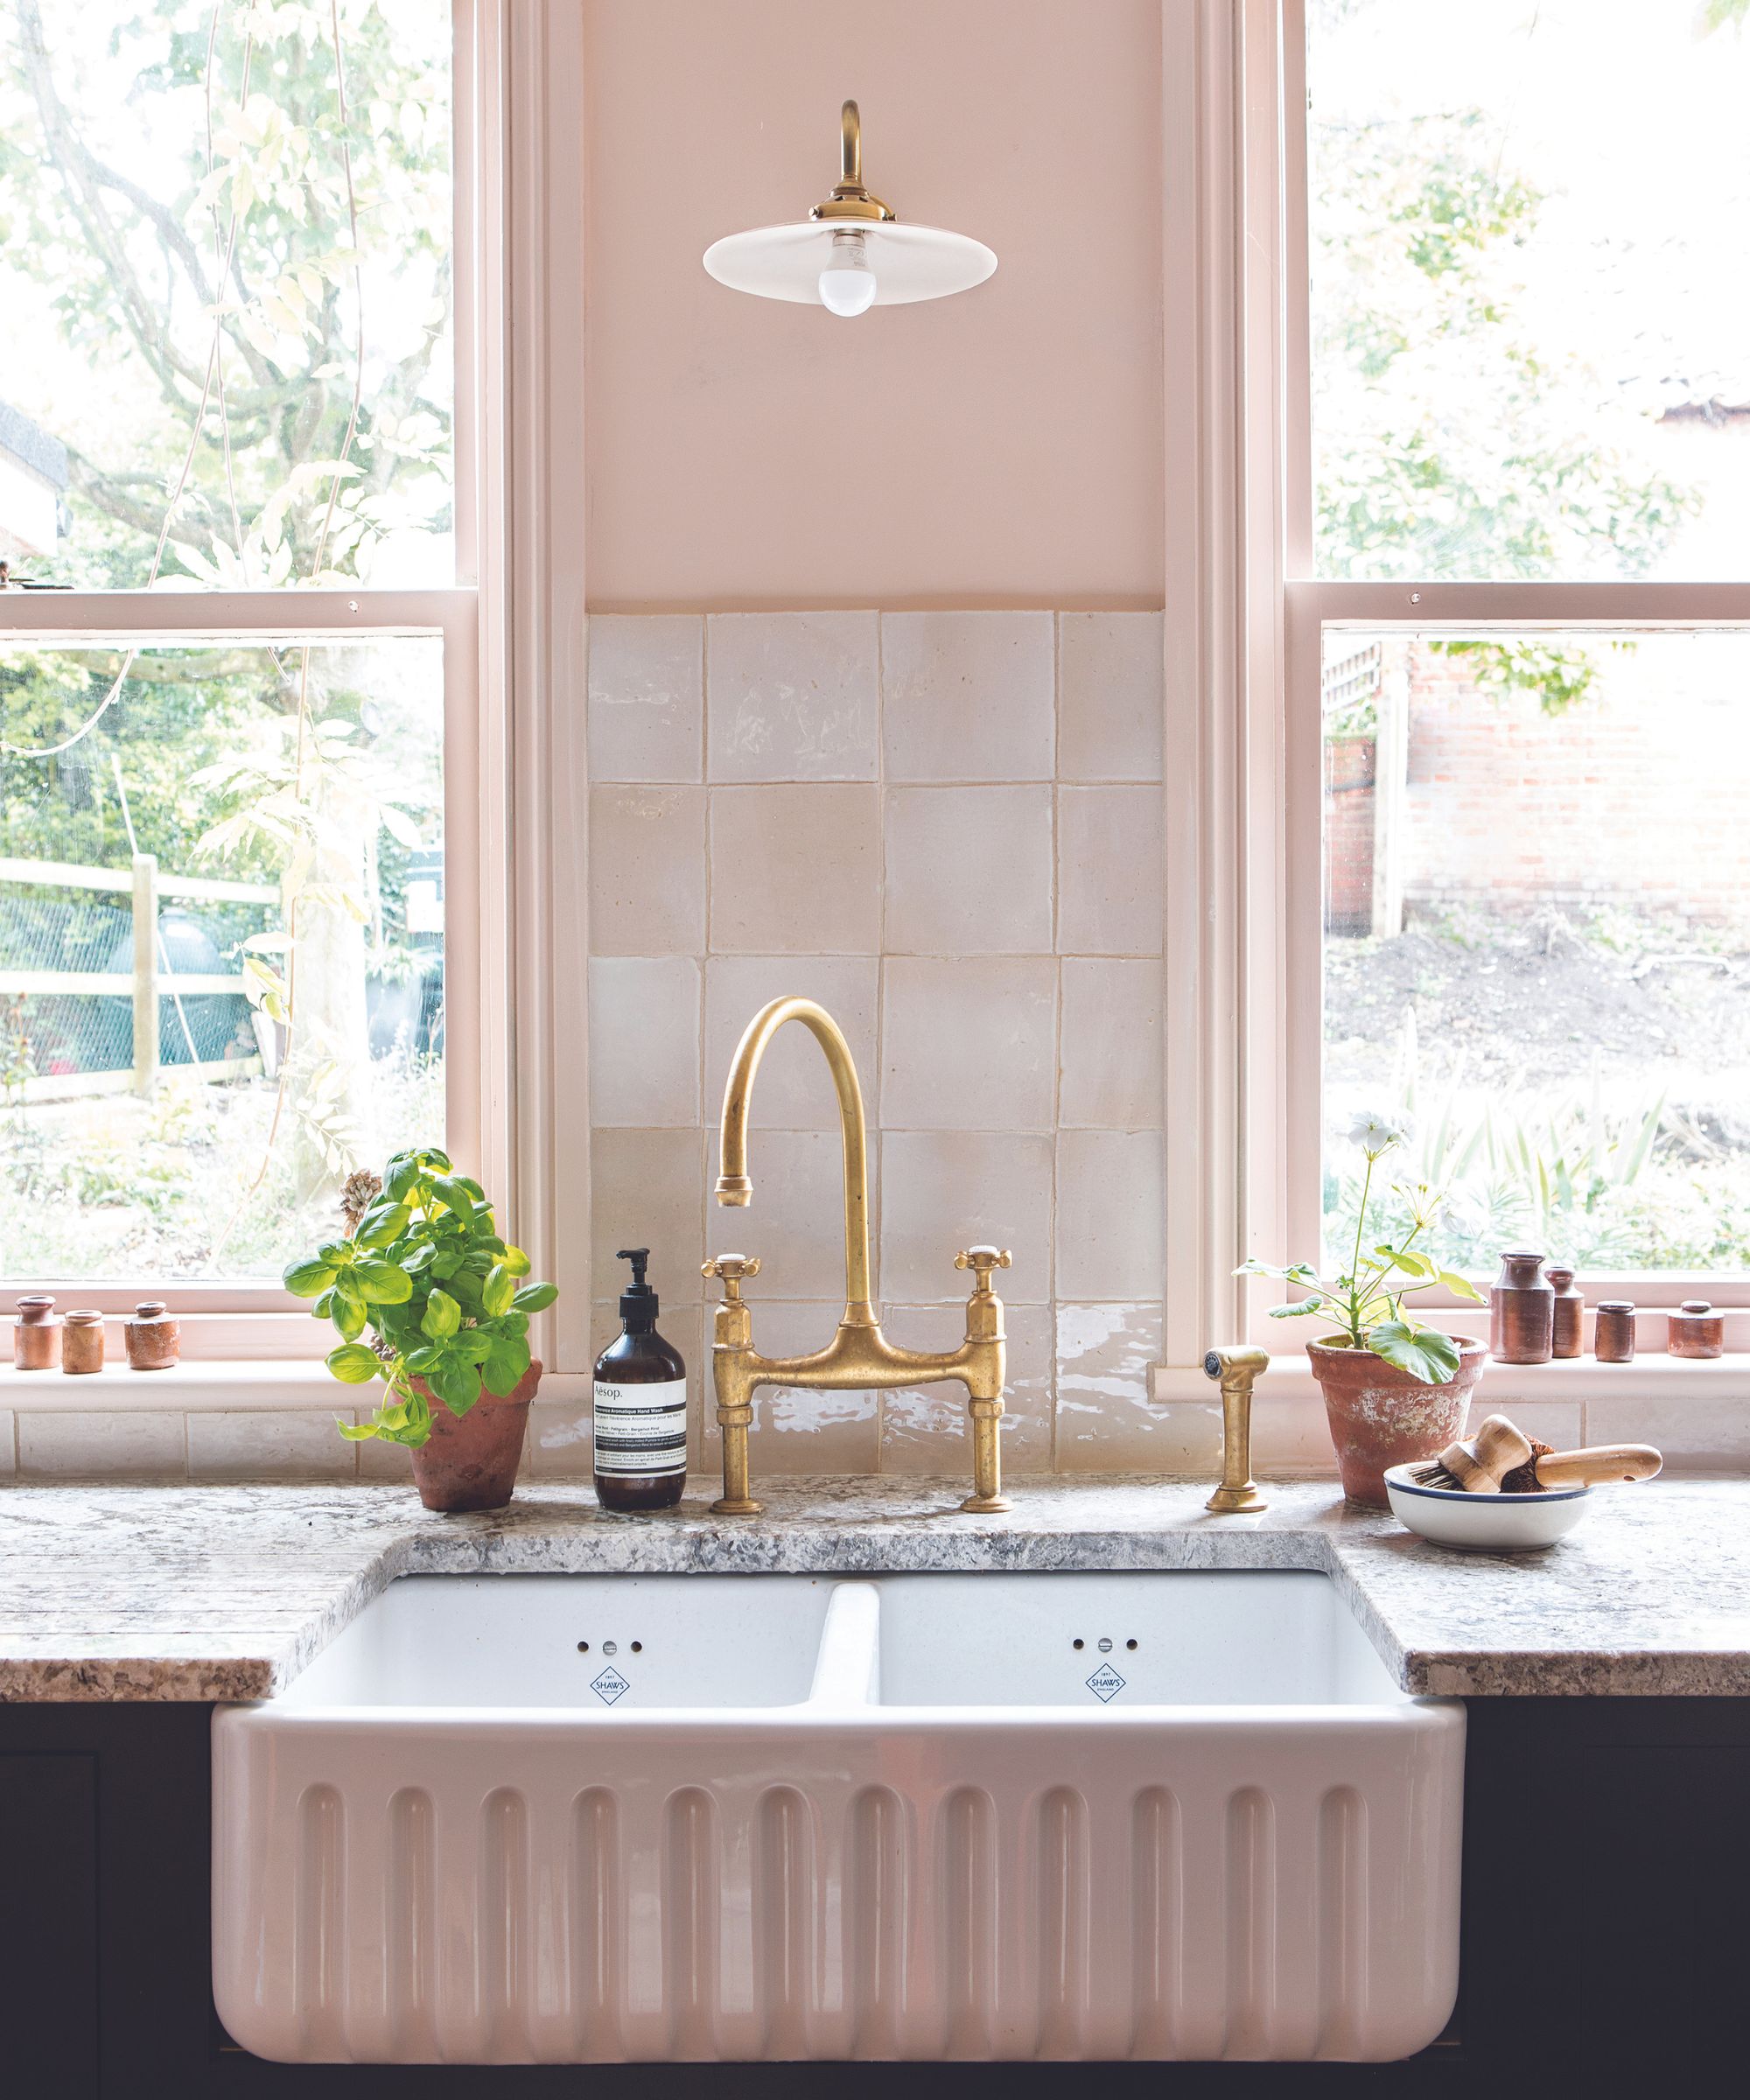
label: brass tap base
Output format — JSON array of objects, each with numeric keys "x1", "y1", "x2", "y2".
[
  {"x1": 957, "y1": 1492, "x2": 1012, "y2": 1515},
  {"x1": 710, "y1": 1495, "x2": 764, "y2": 1516},
  {"x1": 1205, "y1": 1483, "x2": 1268, "y2": 1515}
]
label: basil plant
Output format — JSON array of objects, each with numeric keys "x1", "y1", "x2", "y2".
[{"x1": 284, "y1": 1146, "x2": 558, "y2": 1447}]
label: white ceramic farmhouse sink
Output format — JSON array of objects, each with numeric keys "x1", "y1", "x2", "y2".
[{"x1": 214, "y1": 1572, "x2": 1462, "y2": 2066}]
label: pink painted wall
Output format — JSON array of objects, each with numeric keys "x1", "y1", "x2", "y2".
[{"x1": 582, "y1": 0, "x2": 1164, "y2": 610}]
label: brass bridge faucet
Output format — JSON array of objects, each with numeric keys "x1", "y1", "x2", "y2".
[{"x1": 704, "y1": 997, "x2": 1012, "y2": 1516}]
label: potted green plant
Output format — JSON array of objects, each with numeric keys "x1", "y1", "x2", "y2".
[
  {"x1": 1239, "y1": 1111, "x2": 1488, "y2": 1507},
  {"x1": 284, "y1": 1146, "x2": 557, "y2": 1512}
]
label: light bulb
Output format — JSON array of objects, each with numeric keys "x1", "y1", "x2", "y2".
[{"x1": 818, "y1": 229, "x2": 877, "y2": 318}]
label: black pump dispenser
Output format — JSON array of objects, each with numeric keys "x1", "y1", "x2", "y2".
[
  {"x1": 616, "y1": 1246, "x2": 658, "y2": 1326},
  {"x1": 593, "y1": 1248, "x2": 687, "y2": 1513}
]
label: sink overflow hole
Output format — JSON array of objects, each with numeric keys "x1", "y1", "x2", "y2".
[
  {"x1": 576, "y1": 1642, "x2": 588, "y2": 1653},
  {"x1": 631, "y1": 1641, "x2": 642, "y2": 1653}
]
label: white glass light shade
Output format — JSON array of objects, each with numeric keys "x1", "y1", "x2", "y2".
[{"x1": 703, "y1": 219, "x2": 997, "y2": 309}]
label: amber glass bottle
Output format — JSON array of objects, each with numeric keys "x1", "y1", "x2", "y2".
[{"x1": 592, "y1": 1247, "x2": 687, "y2": 1512}]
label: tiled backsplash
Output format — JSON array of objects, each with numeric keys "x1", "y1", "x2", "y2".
[{"x1": 584, "y1": 609, "x2": 1166, "y2": 1476}]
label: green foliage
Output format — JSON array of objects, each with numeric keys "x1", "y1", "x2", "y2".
[
  {"x1": 287, "y1": 1144, "x2": 557, "y2": 1448},
  {"x1": 0, "y1": 0, "x2": 452, "y2": 589},
  {"x1": 1240, "y1": 1128, "x2": 1481, "y2": 1382},
  {"x1": 1313, "y1": 104, "x2": 1694, "y2": 591},
  {"x1": 1422, "y1": 639, "x2": 1633, "y2": 719}
]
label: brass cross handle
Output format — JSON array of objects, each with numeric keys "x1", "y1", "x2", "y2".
[
  {"x1": 704, "y1": 1253, "x2": 761, "y2": 1301},
  {"x1": 955, "y1": 1246, "x2": 1012, "y2": 1293}
]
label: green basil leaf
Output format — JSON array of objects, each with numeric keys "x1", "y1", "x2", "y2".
[
  {"x1": 326, "y1": 1342, "x2": 384, "y2": 1384},
  {"x1": 403, "y1": 1343, "x2": 444, "y2": 1374},
  {"x1": 430, "y1": 1355, "x2": 480, "y2": 1415},
  {"x1": 482, "y1": 1263, "x2": 515, "y2": 1317},
  {"x1": 284, "y1": 1257, "x2": 338, "y2": 1298},
  {"x1": 484, "y1": 1336, "x2": 531, "y2": 1396},
  {"x1": 354, "y1": 1203, "x2": 411, "y2": 1250},
  {"x1": 332, "y1": 1292, "x2": 366, "y2": 1342},
  {"x1": 422, "y1": 1288, "x2": 462, "y2": 1340},
  {"x1": 429, "y1": 1173, "x2": 475, "y2": 1219},
  {"x1": 312, "y1": 1290, "x2": 334, "y2": 1319},
  {"x1": 384, "y1": 1157, "x2": 421, "y2": 1204},
  {"x1": 355, "y1": 1261, "x2": 414, "y2": 1305},
  {"x1": 500, "y1": 1243, "x2": 532, "y2": 1277},
  {"x1": 318, "y1": 1238, "x2": 355, "y2": 1268},
  {"x1": 512, "y1": 1281, "x2": 557, "y2": 1312}
]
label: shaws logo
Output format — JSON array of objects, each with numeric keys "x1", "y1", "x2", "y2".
[
  {"x1": 1085, "y1": 1664, "x2": 1126, "y2": 1703},
  {"x1": 590, "y1": 1666, "x2": 631, "y2": 1705}
]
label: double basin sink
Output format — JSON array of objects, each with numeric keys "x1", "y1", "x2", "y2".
[{"x1": 214, "y1": 1571, "x2": 1464, "y2": 2065}]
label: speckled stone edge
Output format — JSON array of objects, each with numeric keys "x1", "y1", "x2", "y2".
[{"x1": 3, "y1": 1475, "x2": 1748, "y2": 1702}]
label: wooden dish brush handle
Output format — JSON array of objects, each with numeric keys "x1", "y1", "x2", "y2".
[{"x1": 1534, "y1": 1443, "x2": 1662, "y2": 1488}]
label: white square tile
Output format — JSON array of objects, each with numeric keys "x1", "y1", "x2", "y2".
[
  {"x1": 1058, "y1": 612, "x2": 1164, "y2": 781},
  {"x1": 878, "y1": 1130, "x2": 1052, "y2": 1304},
  {"x1": 1058, "y1": 958, "x2": 1164, "y2": 1126},
  {"x1": 588, "y1": 614, "x2": 704, "y2": 782},
  {"x1": 878, "y1": 1301, "x2": 1054, "y2": 1474},
  {"x1": 1057, "y1": 785, "x2": 1163, "y2": 956},
  {"x1": 588, "y1": 785, "x2": 707, "y2": 955},
  {"x1": 704, "y1": 956, "x2": 879, "y2": 1132},
  {"x1": 881, "y1": 612, "x2": 1054, "y2": 782},
  {"x1": 587, "y1": 956, "x2": 701, "y2": 1127},
  {"x1": 1056, "y1": 1130, "x2": 1166, "y2": 1299},
  {"x1": 707, "y1": 1128, "x2": 875, "y2": 1303},
  {"x1": 709, "y1": 785, "x2": 881, "y2": 953},
  {"x1": 880, "y1": 957, "x2": 1057, "y2": 1130},
  {"x1": 187, "y1": 1410, "x2": 356, "y2": 1482},
  {"x1": 354, "y1": 1427, "x2": 414, "y2": 1481},
  {"x1": 1053, "y1": 1303, "x2": 1168, "y2": 1469},
  {"x1": 883, "y1": 786, "x2": 1053, "y2": 954},
  {"x1": 591, "y1": 1128, "x2": 705, "y2": 1306},
  {"x1": 1586, "y1": 1392, "x2": 1750, "y2": 1474},
  {"x1": 707, "y1": 612, "x2": 878, "y2": 781},
  {"x1": 18, "y1": 1410, "x2": 186, "y2": 1480},
  {"x1": 701, "y1": 962, "x2": 882, "y2": 1142}
]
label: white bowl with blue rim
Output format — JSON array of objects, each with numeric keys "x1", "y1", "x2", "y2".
[{"x1": 1382, "y1": 1462, "x2": 1592, "y2": 1551}]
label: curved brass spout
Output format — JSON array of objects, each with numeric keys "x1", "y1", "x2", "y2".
[
  {"x1": 705, "y1": 998, "x2": 1013, "y2": 1517},
  {"x1": 717, "y1": 996, "x2": 874, "y2": 1320}
]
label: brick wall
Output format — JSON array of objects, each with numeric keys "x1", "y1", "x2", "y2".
[{"x1": 1332, "y1": 634, "x2": 1750, "y2": 931}]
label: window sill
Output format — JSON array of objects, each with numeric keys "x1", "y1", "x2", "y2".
[
  {"x1": 1153, "y1": 1354, "x2": 1750, "y2": 1404},
  {"x1": 0, "y1": 1361, "x2": 593, "y2": 1412}
]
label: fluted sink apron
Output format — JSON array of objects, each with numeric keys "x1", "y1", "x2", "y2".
[{"x1": 213, "y1": 1570, "x2": 1463, "y2": 2063}]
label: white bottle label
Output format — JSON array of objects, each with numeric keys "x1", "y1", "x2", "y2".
[{"x1": 592, "y1": 1377, "x2": 688, "y2": 1476}]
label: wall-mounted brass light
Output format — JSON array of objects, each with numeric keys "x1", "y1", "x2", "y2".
[{"x1": 703, "y1": 101, "x2": 997, "y2": 318}]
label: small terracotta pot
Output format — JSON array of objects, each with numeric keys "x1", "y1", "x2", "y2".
[
  {"x1": 408, "y1": 1360, "x2": 542, "y2": 1513},
  {"x1": 1306, "y1": 1336, "x2": 1490, "y2": 1508}
]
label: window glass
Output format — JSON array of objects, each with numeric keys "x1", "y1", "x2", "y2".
[
  {"x1": 0, "y1": 1, "x2": 452, "y2": 589},
  {"x1": 1322, "y1": 626, "x2": 1750, "y2": 1271},
  {"x1": 1308, "y1": 0, "x2": 1750, "y2": 582},
  {"x1": 0, "y1": 634, "x2": 444, "y2": 1278}
]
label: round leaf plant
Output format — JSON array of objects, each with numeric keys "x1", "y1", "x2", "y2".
[
  {"x1": 284, "y1": 1146, "x2": 558, "y2": 1446},
  {"x1": 1236, "y1": 1111, "x2": 1483, "y2": 1383}
]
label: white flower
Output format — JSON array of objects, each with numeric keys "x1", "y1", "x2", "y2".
[{"x1": 1346, "y1": 1108, "x2": 1416, "y2": 1158}]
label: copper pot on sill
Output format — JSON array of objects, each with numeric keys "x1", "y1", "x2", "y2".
[
  {"x1": 1489, "y1": 1250, "x2": 1554, "y2": 1365},
  {"x1": 1668, "y1": 1299, "x2": 1725, "y2": 1360},
  {"x1": 61, "y1": 1309, "x2": 106, "y2": 1375},
  {"x1": 13, "y1": 1293, "x2": 60, "y2": 1370},
  {"x1": 124, "y1": 1299, "x2": 180, "y2": 1371}
]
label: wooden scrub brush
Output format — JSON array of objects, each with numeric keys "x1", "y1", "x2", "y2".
[{"x1": 1412, "y1": 1412, "x2": 1662, "y2": 1494}]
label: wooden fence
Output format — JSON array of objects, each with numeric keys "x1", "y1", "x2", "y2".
[{"x1": 0, "y1": 855, "x2": 278, "y2": 1098}]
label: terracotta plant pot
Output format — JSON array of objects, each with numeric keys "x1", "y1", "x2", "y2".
[
  {"x1": 408, "y1": 1360, "x2": 542, "y2": 1513},
  {"x1": 1306, "y1": 1337, "x2": 1489, "y2": 1508}
]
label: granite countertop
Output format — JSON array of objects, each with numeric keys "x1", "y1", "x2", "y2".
[{"x1": 2, "y1": 1474, "x2": 1747, "y2": 1703}]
